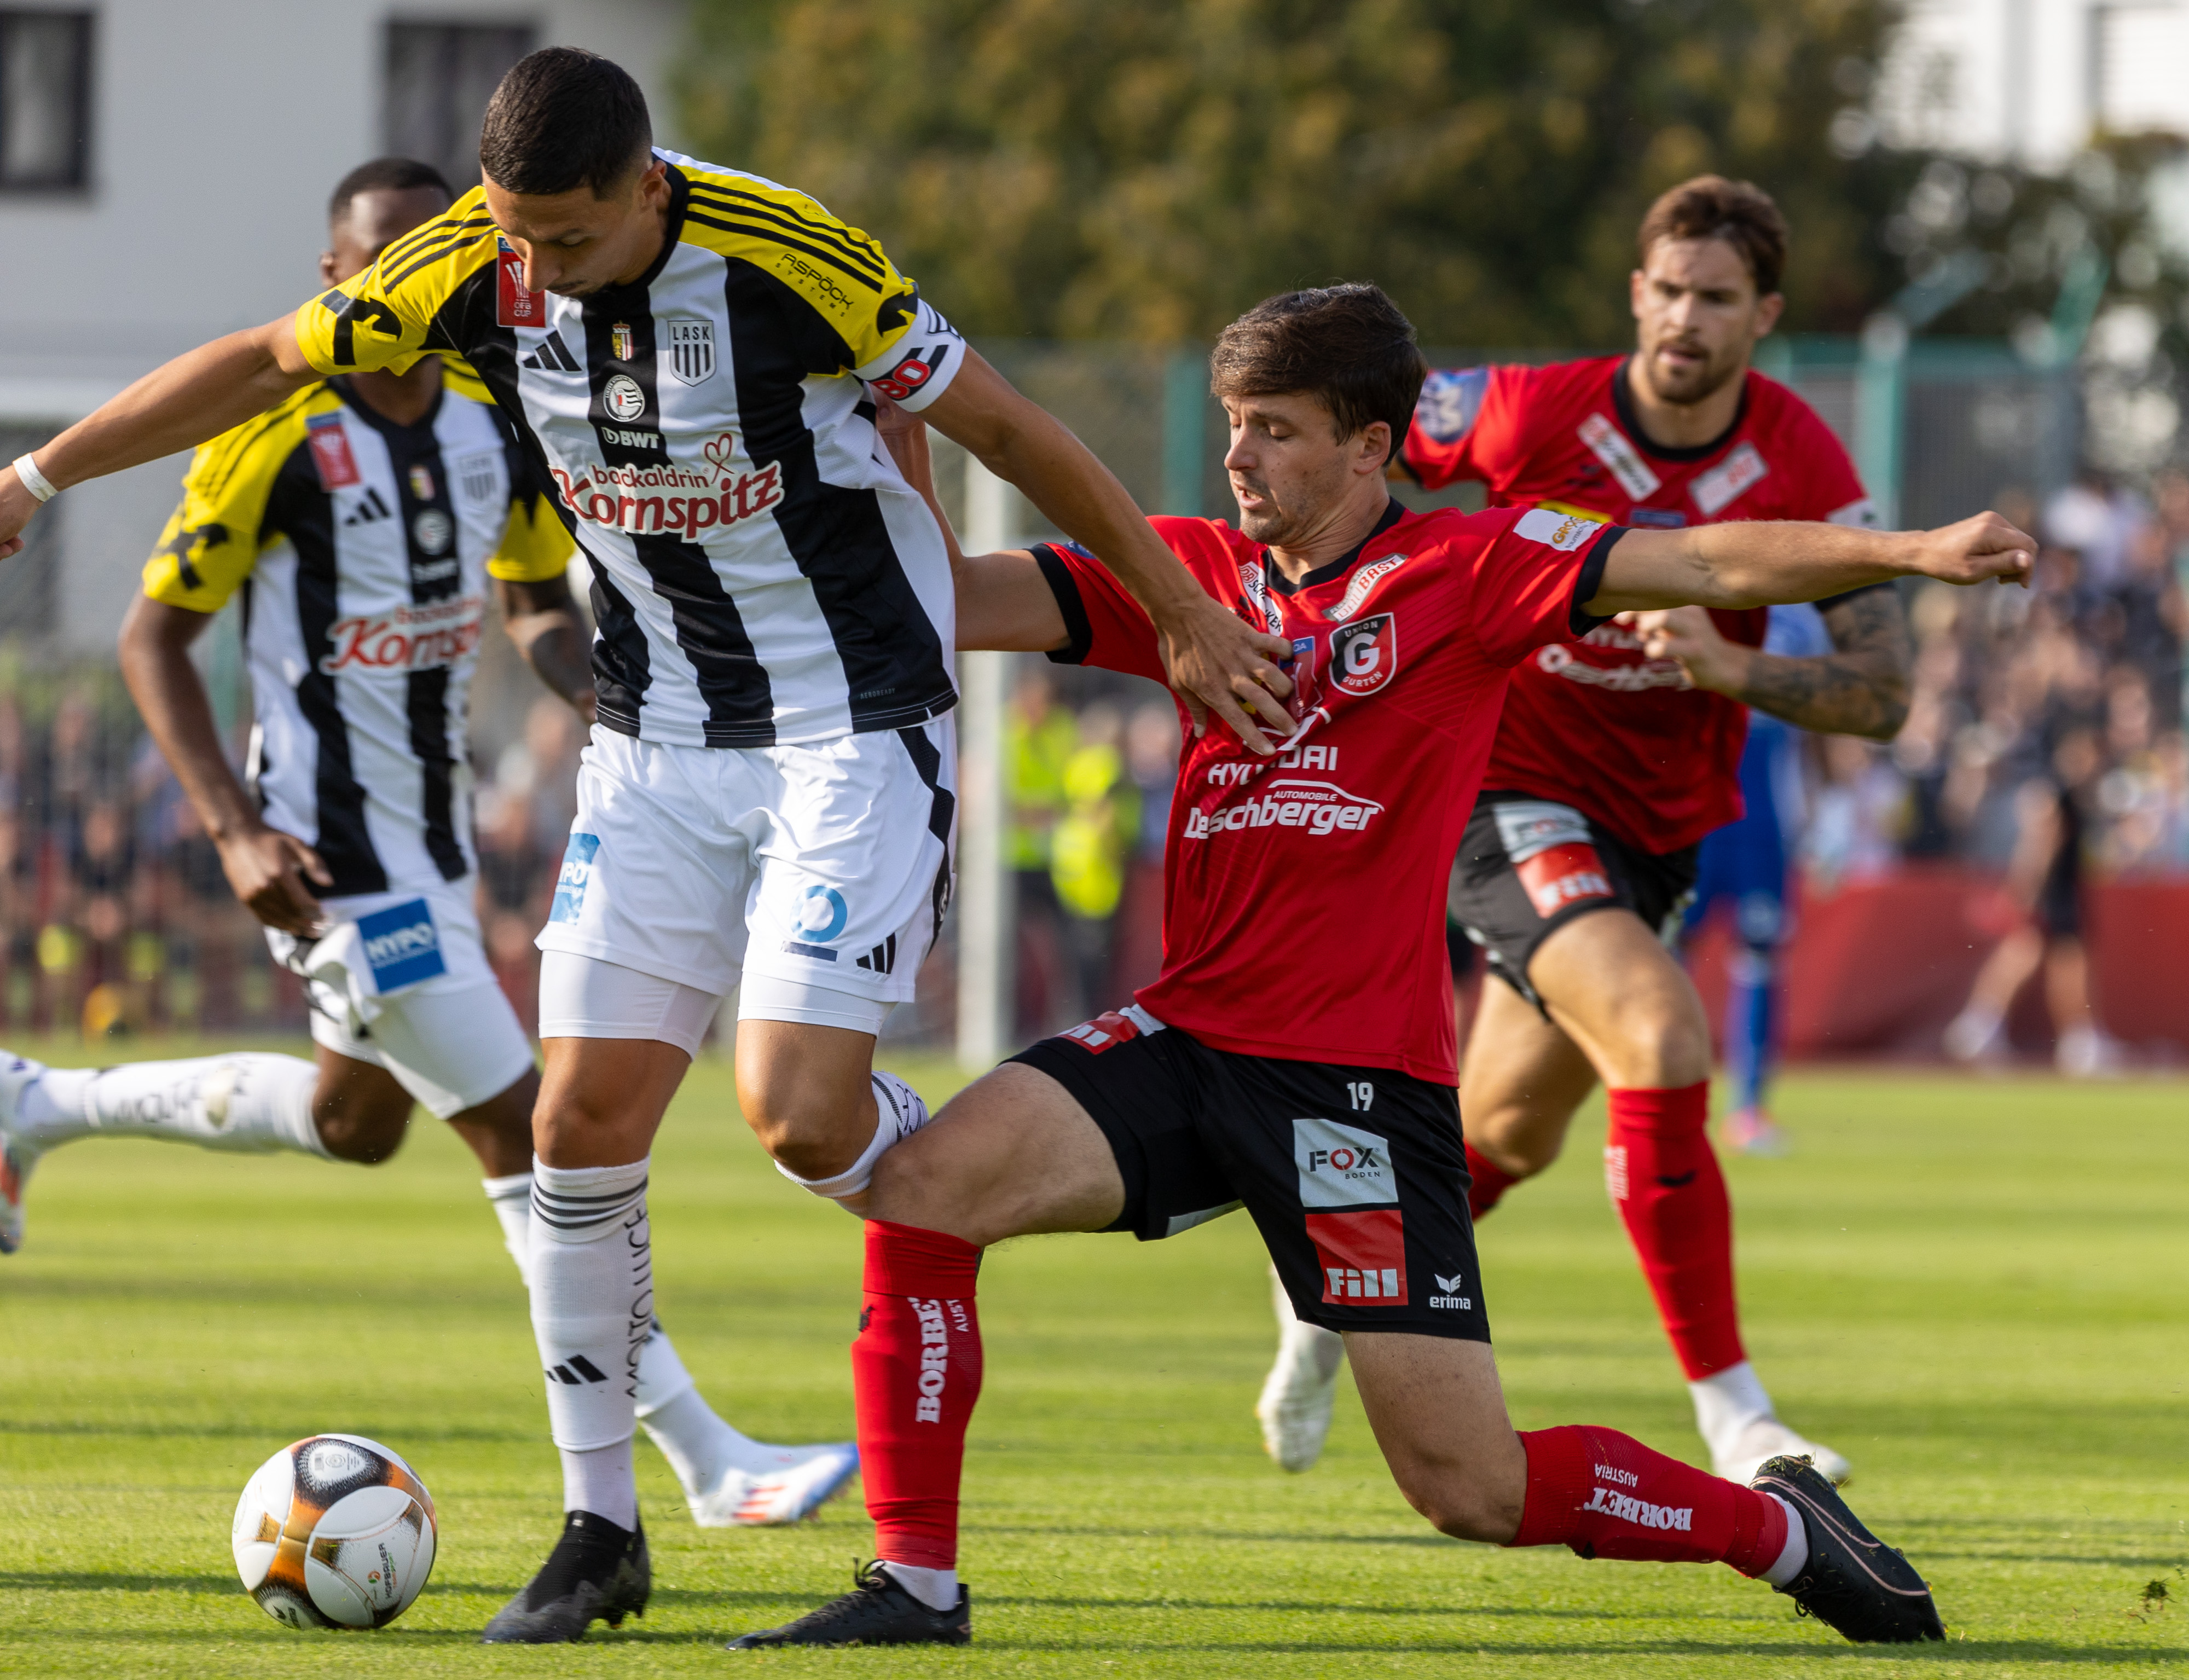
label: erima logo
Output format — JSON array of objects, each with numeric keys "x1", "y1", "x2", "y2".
[
  {"x1": 545, "y1": 1354, "x2": 611, "y2": 1386},
  {"x1": 1431, "y1": 1272, "x2": 1472, "y2": 1310}
]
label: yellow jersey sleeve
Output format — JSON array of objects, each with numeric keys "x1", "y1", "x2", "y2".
[
  {"x1": 678, "y1": 166, "x2": 968, "y2": 409},
  {"x1": 293, "y1": 188, "x2": 500, "y2": 377},
  {"x1": 488, "y1": 488, "x2": 576, "y2": 584},
  {"x1": 141, "y1": 391, "x2": 321, "y2": 611}
]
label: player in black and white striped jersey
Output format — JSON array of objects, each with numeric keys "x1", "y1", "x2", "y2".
[{"x1": 0, "y1": 158, "x2": 858, "y2": 1533}]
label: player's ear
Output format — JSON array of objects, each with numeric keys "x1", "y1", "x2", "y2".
[
  {"x1": 1753, "y1": 291, "x2": 1786, "y2": 338},
  {"x1": 1358, "y1": 420, "x2": 1392, "y2": 475},
  {"x1": 1629, "y1": 268, "x2": 1648, "y2": 320},
  {"x1": 318, "y1": 250, "x2": 340, "y2": 287}
]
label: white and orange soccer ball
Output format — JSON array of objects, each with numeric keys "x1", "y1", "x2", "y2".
[{"x1": 231, "y1": 1434, "x2": 437, "y2": 1629}]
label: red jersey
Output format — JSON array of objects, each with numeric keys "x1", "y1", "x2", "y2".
[
  {"x1": 1041, "y1": 500, "x2": 1615, "y2": 1084},
  {"x1": 1404, "y1": 356, "x2": 1875, "y2": 853}
]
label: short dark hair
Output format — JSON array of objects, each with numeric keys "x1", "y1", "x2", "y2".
[
  {"x1": 480, "y1": 47, "x2": 652, "y2": 198},
  {"x1": 1208, "y1": 284, "x2": 1426, "y2": 461},
  {"x1": 1636, "y1": 175, "x2": 1788, "y2": 298},
  {"x1": 328, "y1": 157, "x2": 451, "y2": 228}
]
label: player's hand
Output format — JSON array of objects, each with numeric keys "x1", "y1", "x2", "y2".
[
  {"x1": 218, "y1": 825, "x2": 333, "y2": 937},
  {"x1": 0, "y1": 468, "x2": 39, "y2": 560},
  {"x1": 1620, "y1": 605, "x2": 1747, "y2": 695},
  {"x1": 1908, "y1": 512, "x2": 2036, "y2": 588},
  {"x1": 1155, "y1": 592, "x2": 1294, "y2": 754}
]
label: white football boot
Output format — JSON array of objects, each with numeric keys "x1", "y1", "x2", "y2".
[
  {"x1": 0, "y1": 1052, "x2": 48, "y2": 1255},
  {"x1": 689, "y1": 1441, "x2": 860, "y2": 1528},
  {"x1": 1255, "y1": 1268, "x2": 1347, "y2": 1473},
  {"x1": 1714, "y1": 1417, "x2": 1852, "y2": 1487}
]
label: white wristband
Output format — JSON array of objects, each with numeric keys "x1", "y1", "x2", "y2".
[{"x1": 13, "y1": 454, "x2": 57, "y2": 503}]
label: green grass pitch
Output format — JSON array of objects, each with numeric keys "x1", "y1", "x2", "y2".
[{"x1": 2, "y1": 1039, "x2": 2186, "y2": 1676}]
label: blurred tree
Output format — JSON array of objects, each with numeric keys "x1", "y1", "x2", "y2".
[{"x1": 681, "y1": 0, "x2": 1919, "y2": 345}]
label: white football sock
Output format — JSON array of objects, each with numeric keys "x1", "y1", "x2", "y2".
[
  {"x1": 489, "y1": 1169, "x2": 762, "y2": 1498},
  {"x1": 560, "y1": 1438, "x2": 638, "y2": 1530},
  {"x1": 882, "y1": 1561, "x2": 960, "y2": 1613},
  {"x1": 529, "y1": 1157, "x2": 651, "y2": 1519},
  {"x1": 773, "y1": 1070, "x2": 932, "y2": 1203},
  {"x1": 1690, "y1": 1360, "x2": 1774, "y2": 1459},
  {"x1": 482, "y1": 1172, "x2": 536, "y2": 1289},
  {"x1": 1759, "y1": 1492, "x2": 1809, "y2": 1586},
  {"x1": 20, "y1": 1055, "x2": 327, "y2": 1158}
]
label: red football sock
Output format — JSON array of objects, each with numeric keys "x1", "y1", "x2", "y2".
[
  {"x1": 1463, "y1": 1140, "x2": 1518, "y2": 1220},
  {"x1": 853, "y1": 1220, "x2": 985, "y2": 1570},
  {"x1": 1603, "y1": 1084, "x2": 1745, "y2": 1380},
  {"x1": 1509, "y1": 1424, "x2": 1787, "y2": 1574}
]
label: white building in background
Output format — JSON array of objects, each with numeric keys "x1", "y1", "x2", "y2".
[
  {"x1": 0, "y1": 1, "x2": 687, "y2": 652},
  {"x1": 1877, "y1": 0, "x2": 2189, "y2": 167}
]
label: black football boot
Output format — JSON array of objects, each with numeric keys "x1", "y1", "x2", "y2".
[
  {"x1": 727, "y1": 1559, "x2": 971, "y2": 1648},
  {"x1": 1753, "y1": 1456, "x2": 1945, "y2": 1643},
  {"x1": 480, "y1": 1510, "x2": 650, "y2": 1643}
]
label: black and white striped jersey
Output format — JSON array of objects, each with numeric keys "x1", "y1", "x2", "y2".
[
  {"x1": 294, "y1": 149, "x2": 968, "y2": 749},
  {"x1": 144, "y1": 375, "x2": 572, "y2": 896}
]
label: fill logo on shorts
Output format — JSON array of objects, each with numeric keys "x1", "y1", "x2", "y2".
[
  {"x1": 355, "y1": 899, "x2": 445, "y2": 992},
  {"x1": 551, "y1": 833, "x2": 600, "y2": 924},
  {"x1": 1305, "y1": 1208, "x2": 1408, "y2": 1305},
  {"x1": 1058, "y1": 1003, "x2": 1163, "y2": 1055},
  {"x1": 1492, "y1": 800, "x2": 1614, "y2": 919},
  {"x1": 1516, "y1": 843, "x2": 1614, "y2": 918},
  {"x1": 1294, "y1": 1116, "x2": 1394, "y2": 1208}
]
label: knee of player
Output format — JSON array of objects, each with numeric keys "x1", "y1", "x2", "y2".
[
  {"x1": 1611, "y1": 1004, "x2": 1712, "y2": 1088},
  {"x1": 1395, "y1": 1464, "x2": 1520, "y2": 1545}
]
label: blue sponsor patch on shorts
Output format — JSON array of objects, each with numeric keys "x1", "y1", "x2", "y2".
[
  {"x1": 551, "y1": 833, "x2": 600, "y2": 924},
  {"x1": 356, "y1": 898, "x2": 445, "y2": 992}
]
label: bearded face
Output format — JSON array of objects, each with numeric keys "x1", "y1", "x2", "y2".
[{"x1": 1630, "y1": 237, "x2": 1777, "y2": 409}]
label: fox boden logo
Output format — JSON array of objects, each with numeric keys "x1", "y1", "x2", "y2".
[{"x1": 1293, "y1": 1115, "x2": 1394, "y2": 1209}]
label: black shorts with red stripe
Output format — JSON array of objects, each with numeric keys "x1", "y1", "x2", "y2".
[
  {"x1": 1450, "y1": 790, "x2": 1700, "y2": 1015},
  {"x1": 1009, "y1": 1006, "x2": 1490, "y2": 1342}
]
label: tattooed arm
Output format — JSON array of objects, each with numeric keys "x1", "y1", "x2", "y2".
[{"x1": 1629, "y1": 586, "x2": 1913, "y2": 740}]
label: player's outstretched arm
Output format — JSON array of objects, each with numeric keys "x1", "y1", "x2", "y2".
[
  {"x1": 875, "y1": 397, "x2": 1069, "y2": 654},
  {"x1": 1626, "y1": 588, "x2": 1913, "y2": 740},
  {"x1": 1585, "y1": 511, "x2": 2035, "y2": 617},
  {"x1": 117, "y1": 594, "x2": 331, "y2": 935},
  {"x1": 919, "y1": 351, "x2": 1293, "y2": 748},
  {"x1": 0, "y1": 318, "x2": 320, "y2": 560}
]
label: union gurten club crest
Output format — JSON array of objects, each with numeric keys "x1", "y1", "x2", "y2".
[{"x1": 1330, "y1": 612, "x2": 1397, "y2": 696}]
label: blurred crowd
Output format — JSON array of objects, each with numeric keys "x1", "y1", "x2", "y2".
[
  {"x1": 1813, "y1": 467, "x2": 2189, "y2": 887},
  {"x1": 1, "y1": 464, "x2": 2184, "y2": 1047}
]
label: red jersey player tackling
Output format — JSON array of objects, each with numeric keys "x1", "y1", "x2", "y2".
[
  {"x1": 1260, "y1": 177, "x2": 1915, "y2": 1488},
  {"x1": 726, "y1": 285, "x2": 2030, "y2": 1650}
]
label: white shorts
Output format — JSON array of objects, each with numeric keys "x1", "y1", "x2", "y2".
[
  {"x1": 266, "y1": 878, "x2": 535, "y2": 1120},
  {"x1": 534, "y1": 721, "x2": 956, "y2": 1038}
]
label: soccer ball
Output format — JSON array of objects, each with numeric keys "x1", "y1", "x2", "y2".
[{"x1": 231, "y1": 1434, "x2": 437, "y2": 1629}]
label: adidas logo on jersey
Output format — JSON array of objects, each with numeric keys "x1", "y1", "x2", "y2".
[
  {"x1": 520, "y1": 330, "x2": 582, "y2": 373},
  {"x1": 340, "y1": 486, "x2": 393, "y2": 526}
]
